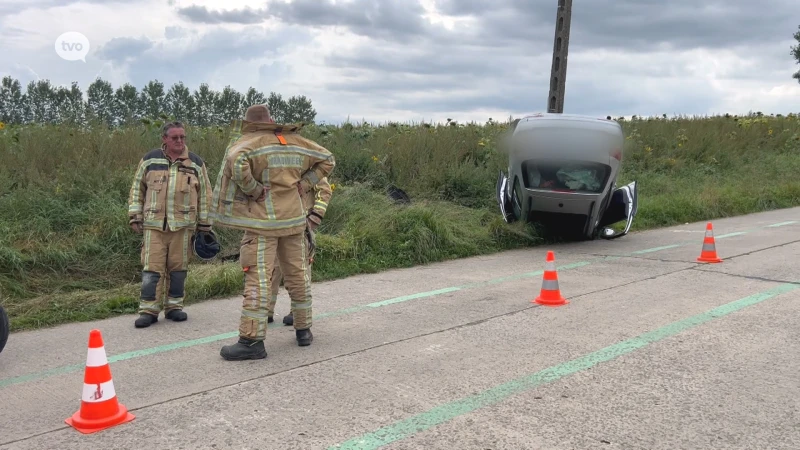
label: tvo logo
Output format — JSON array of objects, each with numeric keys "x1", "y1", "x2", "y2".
[{"x1": 55, "y1": 32, "x2": 90, "y2": 62}]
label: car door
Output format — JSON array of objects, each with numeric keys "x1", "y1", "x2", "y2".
[
  {"x1": 496, "y1": 170, "x2": 520, "y2": 223},
  {"x1": 596, "y1": 180, "x2": 639, "y2": 239}
]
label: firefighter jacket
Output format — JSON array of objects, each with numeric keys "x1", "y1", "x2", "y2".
[
  {"x1": 128, "y1": 145, "x2": 213, "y2": 232},
  {"x1": 210, "y1": 121, "x2": 336, "y2": 237}
]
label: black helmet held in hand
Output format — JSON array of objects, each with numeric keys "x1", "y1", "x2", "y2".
[{"x1": 193, "y1": 229, "x2": 221, "y2": 261}]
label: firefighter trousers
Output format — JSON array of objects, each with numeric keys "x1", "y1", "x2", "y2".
[
  {"x1": 267, "y1": 229, "x2": 316, "y2": 319},
  {"x1": 139, "y1": 228, "x2": 193, "y2": 316},
  {"x1": 239, "y1": 230, "x2": 312, "y2": 340}
]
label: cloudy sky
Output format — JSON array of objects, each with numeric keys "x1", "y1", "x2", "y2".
[{"x1": 1, "y1": 0, "x2": 799, "y2": 124}]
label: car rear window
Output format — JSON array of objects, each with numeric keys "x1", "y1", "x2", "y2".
[{"x1": 523, "y1": 161, "x2": 610, "y2": 193}]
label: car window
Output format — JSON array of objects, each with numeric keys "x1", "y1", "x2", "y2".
[{"x1": 524, "y1": 161, "x2": 609, "y2": 193}]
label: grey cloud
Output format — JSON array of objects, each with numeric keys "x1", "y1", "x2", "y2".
[
  {"x1": 317, "y1": 33, "x2": 764, "y2": 120},
  {"x1": 0, "y1": 26, "x2": 34, "y2": 38},
  {"x1": 434, "y1": 0, "x2": 800, "y2": 52},
  {"x1": 324, "y1": 71, "x2": 723, "y2": 120},
  {"x1": 176, "y1": 0, "x2": 437, "y2": 43},
  {"x1": 171, "y1": 0, "x2": 800, "y2": 53},
  {"x1": 94, "y1": 36, "x2": 153, "y2": 62},
  {"x1": 268, "y1": 0, "x2": 429, "y2": 41},
  {"x1": 0, "y1": 0, "x2": 129, "y2": 16},
  {"x1": 164, "y1": 26, "x2": 192, "y2": 40},
  {"x1": 324, "y1": 74, "x2": 485, "y2": 95},
  {"x1": 102, "y1": 25, "x2": 312, "y2": 89},
  {"x1": 176, "y1": 5, "x2": 268, "y2": 24},
  {"x1": 325, "y1": 46, "x2": 540, "y2": 78},
  {"x1": 307, "y1": 0, "x2": 798, "y2": 120}
]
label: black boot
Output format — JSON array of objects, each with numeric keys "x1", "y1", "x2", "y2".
[
  {"x1": 220, "y1": 337, "x2": 267, "y2": 361},
  {"x1": 296, "y1": 328, "x2": 313, "y2": 346},
  {"x1": 283, "y1": 312, "x2": 294, "y2": 326},
  {"x1": 268, "y1": 315, "x2": 274, "y2": 323},
  {"x1": 135, "y1": 313, "x2": 158, "y2": 328},
  {"x1": 166, "y1": 309, "x2": 187, "y2": 321}
]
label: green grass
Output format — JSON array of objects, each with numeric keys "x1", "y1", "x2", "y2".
[{"x1": 1, "y1": 112, "x2": 799, "y2": 332}]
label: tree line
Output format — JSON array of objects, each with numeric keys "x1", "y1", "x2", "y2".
[{"x1": 0, "y1": 76, "x2": 317, "y2": 127}]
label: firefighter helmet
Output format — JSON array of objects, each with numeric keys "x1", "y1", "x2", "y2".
[{"x1": 193, "y1": 229, "x2": 221, "y2": 261}]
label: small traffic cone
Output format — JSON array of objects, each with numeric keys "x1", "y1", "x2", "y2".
[
  {"x1": 65, "y1": 329, "x2": 135, "y2": 434},
  {"x1": 533, "y1": 251, "x2": 569, "y2": 306},
  {"x1": 697, "y1": 222, "x2": 723, "y2": 263}
]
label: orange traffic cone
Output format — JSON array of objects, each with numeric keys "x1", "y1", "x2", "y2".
[
  {"x1": 533, "y1": 251, "x2": 569, "y2": 306},
  {"x1": 697, "y1": 222, "x2": 723, "y2": 263},
  {"x1": 65, "y1": 329, "x2": 135, "y2": 434}
]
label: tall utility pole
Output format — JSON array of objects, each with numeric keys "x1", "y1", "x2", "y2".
[{"x1": 547, "y1": 0, "x2": 572, "y2": 113}]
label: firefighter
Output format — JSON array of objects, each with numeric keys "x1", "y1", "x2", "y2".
[
  {"x1": 128, "y1": 121, "x2": 213, "y2": 328},
  {"x1": 267, "y1": 176, "x2": 332, "y2": 326},
  {"x1": 210, "y1": 104, "x2": 335, "y2": 360}
]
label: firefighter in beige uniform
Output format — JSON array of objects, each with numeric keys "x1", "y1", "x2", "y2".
[
  {"x1": 267, "y1": 176, "x2": 332, "y2": 326},
  {"x1": 211, "y1": 104, "x2": 335, "y2": 360},
  {"x1": 128, "y1": 121, "x2": 213, "y2": 328}
]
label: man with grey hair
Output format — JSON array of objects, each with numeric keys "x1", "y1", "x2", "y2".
[{"x1": 128, "y1": 121, "x2": 213, "y2": 328}]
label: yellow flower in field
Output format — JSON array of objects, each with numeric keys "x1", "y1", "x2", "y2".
[
  {"x1": 0, "y1": 122, "x2": 5, "y2": 130},
  {"x1": 768, "y1": 129, "x2": 773, "y2": 135},
  {"x1": 372, "y1": 155, "x2": 378, "y2": 162},
  {"x1": 645, "y1": 146, "x2": 652, "y2": 153},
  {"x1": 330, "y1": 183, "x2": 336, "y2": 191}
]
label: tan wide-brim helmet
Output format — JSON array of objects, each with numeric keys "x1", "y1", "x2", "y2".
[{"x1": 244, "y1": 104, "x2": 274, "y2": 123}]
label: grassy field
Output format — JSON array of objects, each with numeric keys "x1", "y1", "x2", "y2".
[{"x1": 1, "y1": 113, "x2": 799, "y2": 332}]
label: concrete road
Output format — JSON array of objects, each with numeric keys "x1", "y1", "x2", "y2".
[{"x1": 1, "y1": 207, "x2": 799, "y2": 450}]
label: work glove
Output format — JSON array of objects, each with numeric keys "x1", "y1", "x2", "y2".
[
  {"x1": 307, "y1": 211, "x2": 322, "y2": 232},
  {"x1": 130, "y1": 221, "x2": 143, "y2": 234},
  {"x1": 304, "y1": 226, "x2": 316, "y2": 264},
  {"x1": 255, "y1": 184, "x2": 269, "y2": 203}
]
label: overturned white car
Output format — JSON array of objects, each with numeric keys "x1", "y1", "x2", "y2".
[{"x1": 496, "y1": 113, "x2": 639, "y2": 240}]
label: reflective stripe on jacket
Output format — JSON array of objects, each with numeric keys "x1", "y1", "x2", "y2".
[
  {"x1": 128, "y1": 146, "x2": 213, "y2": 231},
  {"x1": 210, "y1": 121, "x2": 335, "y2": 237}
]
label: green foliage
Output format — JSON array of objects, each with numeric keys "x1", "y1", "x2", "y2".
[
  {"x1": 0, "y1": 76, "x2": 317, "y2": 127},
  {"x1": 1, "y1": 111, "x2": 799, "y2": 331}
]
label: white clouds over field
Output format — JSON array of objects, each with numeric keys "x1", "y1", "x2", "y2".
[{"x1": 1, "y1": 0, "x2": 799, "y2": 124}]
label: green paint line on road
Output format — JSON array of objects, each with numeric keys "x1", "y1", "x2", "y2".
[
  {"x1": 767, "y1": 221, "x2": 797, "y2": 228},
  {"x1": 328, "y1": 282, "x2": 800, "y2": 450},
  {"x1": 0, "y1": 219, "x2": 794, "y2": 389},
  {"x1": 368, "y1": 287, "x2": 462, "y2": 308},
  {"x1": 631, "y1": 244, "x2": 681, "y2": 254},
  {"x1": 108, "y1": 332, "x2": 239, "y2": 360},
  {"x1": 715, "y1": 231, "x2": 747, "y2": 239}
]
